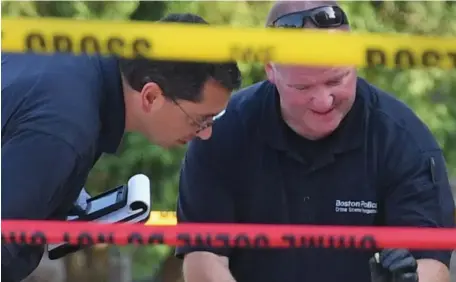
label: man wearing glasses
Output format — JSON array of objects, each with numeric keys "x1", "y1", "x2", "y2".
[
  {"x1": 1, "y1": 13, "x2": 240, "y2": 282},
  {"x1": 175, "y1": 2, "x2": 454, "y2": 282}
]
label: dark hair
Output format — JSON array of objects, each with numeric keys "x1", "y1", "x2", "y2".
[{"x1": 119, "y1": 13, "x2": 242, "y2": 102}]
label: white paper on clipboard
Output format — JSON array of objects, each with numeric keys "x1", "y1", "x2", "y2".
[
  {"x1": 95, "y1": 173, "x2": 151, "y2": 223},
  {"x1": 47, "y1": 174, "x2": 151, "y2": 257}
]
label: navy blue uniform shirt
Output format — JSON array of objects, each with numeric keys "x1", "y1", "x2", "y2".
[
  {"x1": 176, "y1": 78, "x2": 455, "y2": 282},
  {"x1": 1, "y1": 52, "x2": 125, "y2": 282}
]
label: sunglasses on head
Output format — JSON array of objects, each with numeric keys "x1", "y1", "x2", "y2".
[{"x1": 269, "y1": 6, "x2": 349, "y2": 29}]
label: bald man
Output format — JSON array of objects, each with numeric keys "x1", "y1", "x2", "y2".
[{"x1": 174, "y1": 2, "x2": 455, "y2": 282}]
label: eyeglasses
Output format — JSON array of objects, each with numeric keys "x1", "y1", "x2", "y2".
[
  {"x1": 139, "y1": 77, "x2": 225, "y2": 134},
  {"x1": 170, "y1": 98, "x2": 225, "y2": 134},
  {"x1": 269, "y1": 6, "x2": 349, "y2": 29}
]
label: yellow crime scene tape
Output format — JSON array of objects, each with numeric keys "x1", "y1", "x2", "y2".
[
  {"x1": 146, "y1": 211, "x2": 177, "y2": 226},
  {"x1": 2, "y1": 17, "x2": 456, "y2": 70}
]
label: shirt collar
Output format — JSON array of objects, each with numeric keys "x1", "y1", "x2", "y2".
[
  {"x1": 261, "y1": 78, "x2": 365, "y2": 165},
  {"x1": 98, "y1": 57, "x2": 126, "y2": 154}
]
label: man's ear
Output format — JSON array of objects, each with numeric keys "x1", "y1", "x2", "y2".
[
  {"x1": 140, "y1": 82, "x2": 166, "y2": 113},
  {"x1": 265, "y1": 63, "x2": 276, "y2": 84}
]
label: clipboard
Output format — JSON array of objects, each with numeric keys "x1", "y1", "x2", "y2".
[{"x1": 48, "y1": 174, "x2": 151, "y2": 260}]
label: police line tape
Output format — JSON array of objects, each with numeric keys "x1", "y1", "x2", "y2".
[
  {"x1": 2, "y1": 220, "x2": 456, "y2": 250},
  {"x1": 2, "y1": 17, "x2": 456, "y2": 70}
]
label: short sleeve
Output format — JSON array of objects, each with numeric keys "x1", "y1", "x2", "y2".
[
  {"x1": 383, "y1": 143, "x2": 455, "y2": 267},
  {"x1": 175, "y1": 113, "x2": 241, "y2": 259}
]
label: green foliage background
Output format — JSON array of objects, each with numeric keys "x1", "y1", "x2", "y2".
[{"x1": 2, "y1": 1, "x2": 456, "y2": 279}]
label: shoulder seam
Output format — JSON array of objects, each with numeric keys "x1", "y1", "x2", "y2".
[
  {"x1": 362, "y1": 80, "x2": 435, "y2": 154},
  {"x1": 374, "y1": 106, "x2": 440, "y2": 155}
]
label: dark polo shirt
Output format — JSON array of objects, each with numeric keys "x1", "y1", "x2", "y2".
[
  {"x1": 175, "y1": 77, "x2": 454, "y2": 282},
  {"x1": 1, "y1": 52, "x2": 125, "y2": 282}
]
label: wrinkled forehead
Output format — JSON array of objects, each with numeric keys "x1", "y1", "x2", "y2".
[
  {"x1": 274, "y1": 65, "x2": 352, "y2": 82},
  {"x1": 266, "y1": 0, "x2": 339, "y2": 25}
]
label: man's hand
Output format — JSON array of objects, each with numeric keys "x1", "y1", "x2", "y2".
[
  {"x1": 75, "y1": 187, "x2": 91, "y2": 209},
  {"x1": 183, "y1": 252, "x2": 236, "y2": 282},
  {"x1": 369, "y1": 249, "x2": 418, "y2": 282},
  {"x1": 68, "y1": 187, "x2": 91, "y2": 217}
]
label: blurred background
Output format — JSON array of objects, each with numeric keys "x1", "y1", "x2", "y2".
[{"x1": 2, "y1": 1, "x2": 456, "y2": 281}]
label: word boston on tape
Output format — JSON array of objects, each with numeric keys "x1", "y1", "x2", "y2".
[{"x1": 2, "y1": 17, "x2": 456, "y2": 70}]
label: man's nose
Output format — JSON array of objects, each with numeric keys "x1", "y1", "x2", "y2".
[
  {"x1": 196, "y1": 127, "x2": 212, "y2": 140},
  {"x1": 311, "y1": 90, "x2": 334, "y2": 111}
]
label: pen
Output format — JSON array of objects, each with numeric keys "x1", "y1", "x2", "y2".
[{"x1": 429, "y1": 157, "x2": 436, "y2": 184}]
